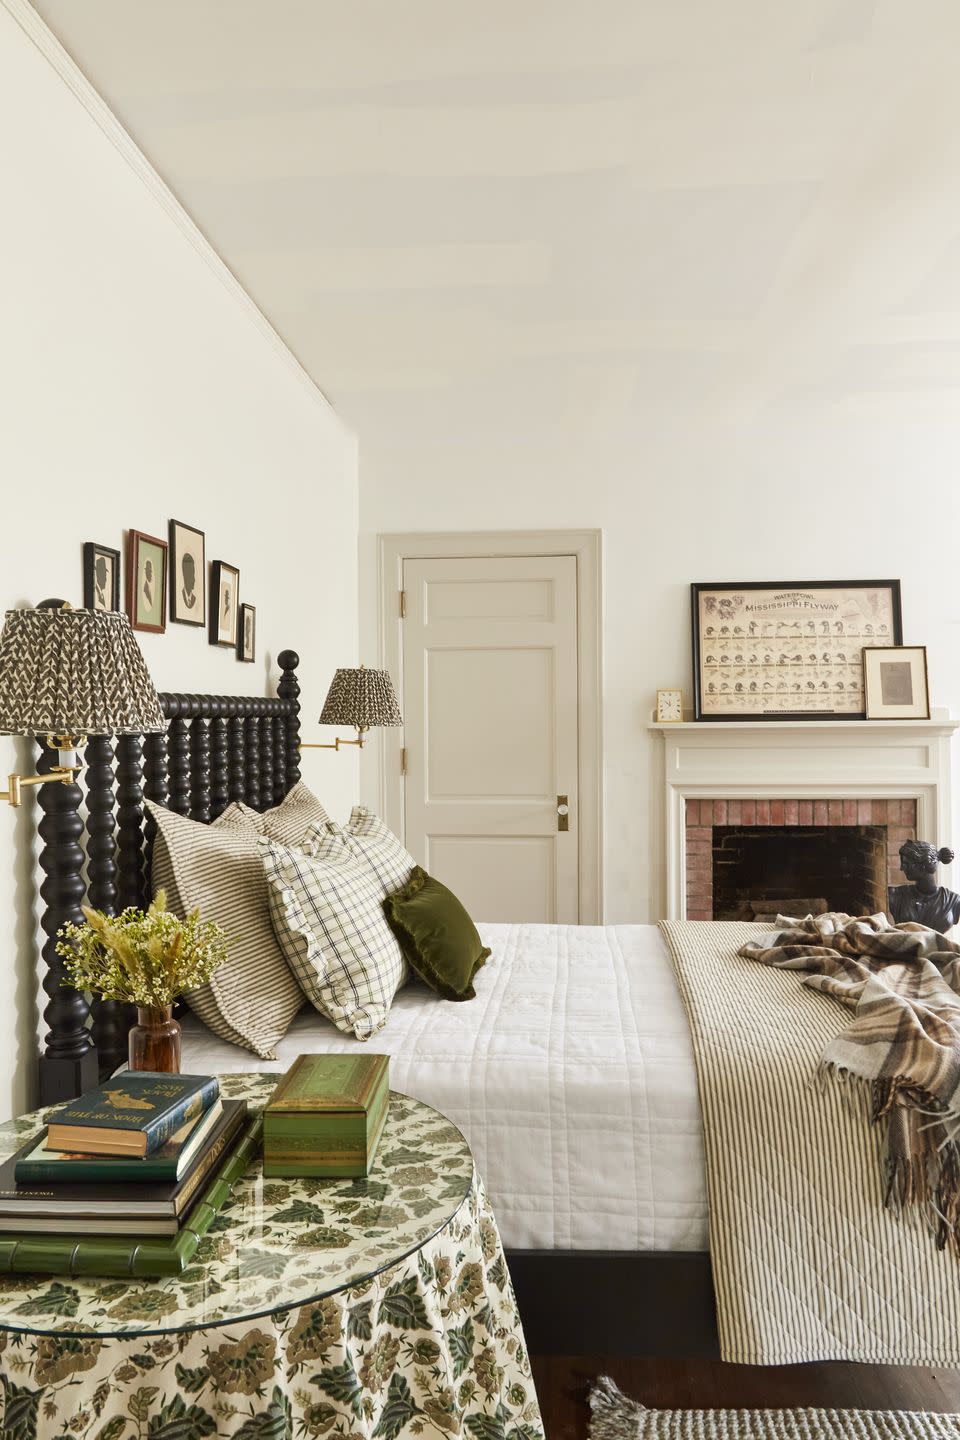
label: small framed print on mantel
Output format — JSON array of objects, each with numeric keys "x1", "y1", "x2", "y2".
[
  {"x1": 863, "y1": 646, "x2": 930, "y2": 720},
  {"x1": 691, "y1": 579, "x2": 903, "y2": 721}
]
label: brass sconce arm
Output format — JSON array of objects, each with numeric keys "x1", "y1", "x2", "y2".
[
  {"x1": 0, "y1": 734, "x2": 85, "y2": 808},
  {"x1": 0, "y1": 766, "x2": 79, "y2": 809},
  {"x1": 301, "y1": 728, "x2": 368, "y2": 753}
]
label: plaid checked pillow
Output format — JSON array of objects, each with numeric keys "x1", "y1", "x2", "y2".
[
  {"x1": 301, "y1": 806, "x2": 417, "y2": 894},
  {"x1": 261, "y1": 838, "x2": 407, "y2": 1039}
]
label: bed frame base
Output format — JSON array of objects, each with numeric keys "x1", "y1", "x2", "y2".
[{"x1": 506, "y1": 1249, "x2": 719, "y2": 1357}]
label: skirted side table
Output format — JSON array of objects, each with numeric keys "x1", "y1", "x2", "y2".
[{"x1": 0, "y1": 1074, "x2": 543, "y2": 1439}]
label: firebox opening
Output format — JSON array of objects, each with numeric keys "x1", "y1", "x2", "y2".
[{"x1": 712, "y1": 825, "x2": 888, "y2": 921}]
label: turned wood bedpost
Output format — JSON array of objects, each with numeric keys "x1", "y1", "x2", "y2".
[
  {"x1": 278, "y1": 650, "x2": 302, "y2": 793},
  {"x1": 259, "y1": 705, "x2": 276, "y2": 809},
  {"x1": 227, "y1": 699, "x2": 246, "y2": 803},
  {"x1": 209, "y1": 700, "x2": 229, "y2": 819},
  {"x1": 115, "y1": 734, "x2": 146, "y2": 912},
  {"x1": 166, "y1": 696, "x2": 191, "y2": 817},
  {"x1": 245, "y1": 704, "x2": 262, "y2": 811},
  {"x1": 272, "y1": 711, "x2": 286, "y2": 802},
  {"x1": 84, "y1": 733, "x2": 128, "y2": 1081},
  {"x1": 37, "y1": 740, "x2": 99, "y2": 1104},
  {"x1": 188, "y1": 701, "x2": 211, "y2": 824}
]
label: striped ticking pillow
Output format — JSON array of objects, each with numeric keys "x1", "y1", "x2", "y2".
[
  {"x1": 261, "y1": 838, "x2": 407, "y2": 1040},
  {"x1": 230, "y1": 781, "x2": 331, "y2": 848},
  {"x1": 147, "y1": 800, "x2": 304, "y2": 1059}
]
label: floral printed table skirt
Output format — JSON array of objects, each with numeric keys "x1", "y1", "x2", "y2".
[{"x1": 0, "y1": 1176, "x2": 543, "y2": 1440}]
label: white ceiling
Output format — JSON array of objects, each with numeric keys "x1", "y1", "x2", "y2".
[{"x1": 27, "y1": 0, "x2": 960, "y2": 430}]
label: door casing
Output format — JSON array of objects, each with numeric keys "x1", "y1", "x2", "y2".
[{"x1": 378, "y1": 529, "x2": 603, "y2": 924}]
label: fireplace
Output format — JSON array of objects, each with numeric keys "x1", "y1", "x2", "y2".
[
  {"x1": 654, "y1": 714, "x2": 956, "y2": 921},
  {"x1": 685, "y1": 798, "x2": 917, "y2": 920},
  {"x1": 712, "y1": 824, "x2": 888, "y2": 920}
]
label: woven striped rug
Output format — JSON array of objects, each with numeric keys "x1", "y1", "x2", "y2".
[{"x1": 588, "y1": 1378, "x2": 960, "y2": 1438}]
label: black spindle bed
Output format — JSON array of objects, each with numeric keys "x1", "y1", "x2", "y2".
[{"x1": 33, "y1": 650, "x2": 304, "y2": 1106}]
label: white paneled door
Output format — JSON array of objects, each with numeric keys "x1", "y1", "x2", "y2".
[{"x1": 401, "y1": 554, "x2": 580, "y2": 923}]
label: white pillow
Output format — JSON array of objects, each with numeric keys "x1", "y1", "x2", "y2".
[{"x1": 261, "y1": 839, "x2": 407, "y2": 1040}]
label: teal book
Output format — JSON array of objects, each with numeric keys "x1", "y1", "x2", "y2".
[
  {"x1": 0, "y1": 1114, "x2": 262, "y2": 1278},
  {"x1": 46, "y1": 1072, "x2": 220, "y2": 1158},
  {"x1": 15, "y1": 1099, "x2": 225, "y2": 1186}
]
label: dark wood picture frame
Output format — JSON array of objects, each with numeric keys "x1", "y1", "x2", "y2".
[
  {"x1": 862, "y1": 644, "x2": 930, "y2": 720},
  {"x1": 237, "y1": 603, "x2": 256, "y2": 662},
  {"x1": 168, "y1": 519, "x2": 206, "y2": 627},
  {"x1": 691, "y1": 579, "x2": 903, "y2": 722},
  {"x1": 82, "y1": 542, "x2": 121, "y2": 612},
  {"x1": 126, "y1": 530, "x2": 168, "y2": 635},
  {"x1": 209, "y1": 560, "x2": 240, "y2": 648}
]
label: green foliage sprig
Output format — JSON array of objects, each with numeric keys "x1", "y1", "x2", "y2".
[{"x1": 57, "y1": 890, "x2": 228, "y2": 1008}]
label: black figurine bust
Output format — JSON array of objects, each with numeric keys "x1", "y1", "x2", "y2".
[{"x1": 888, "y1": 840, "x2": 960, "y2": 934}]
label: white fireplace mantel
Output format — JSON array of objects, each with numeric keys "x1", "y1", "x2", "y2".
[{"x1": 651, "y1": 714, "x2": 960, "y2": 921}]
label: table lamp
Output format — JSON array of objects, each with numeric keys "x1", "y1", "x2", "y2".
[{"x1": 0, "y1": 601, "x2": 165, "y2": 1102}]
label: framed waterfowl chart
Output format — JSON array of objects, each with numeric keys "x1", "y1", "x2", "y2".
[{"x1": 691, "y1": 580, "x2": 902, "y2": 721}]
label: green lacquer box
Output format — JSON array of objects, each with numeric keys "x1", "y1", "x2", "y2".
[{"x1": 263, "y1": 1053, "x2": 390, "y2": 1178}]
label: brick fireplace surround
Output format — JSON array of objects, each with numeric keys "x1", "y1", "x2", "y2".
[
  {"x1": 685, "y1": 797, "x2": 917, "y2": 920},
  {"x1": 653, "y1": 716, "x2": 958, "y2": 921}
]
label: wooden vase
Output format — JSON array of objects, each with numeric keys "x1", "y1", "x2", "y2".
[{"x1": 129, "y1": 1005, "x2": 181, "y2": 1074}]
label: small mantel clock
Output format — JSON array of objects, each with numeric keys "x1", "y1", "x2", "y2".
[{"x1": 656, "y1": 688, "x2": 684, "y2": 723}]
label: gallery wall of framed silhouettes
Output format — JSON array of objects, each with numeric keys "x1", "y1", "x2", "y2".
[{"x1": 81, "y1": 518, "x2": 256, "y2": 662}]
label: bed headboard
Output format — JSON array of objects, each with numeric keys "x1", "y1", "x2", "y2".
[{"x1": 37, "y1": 650, "x2": 302, "y2": 1103}]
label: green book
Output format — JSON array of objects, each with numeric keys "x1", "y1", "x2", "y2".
[
  {"x1": 263, "y1": 1053, "x2": 389, "y2": 1178},
  {"x1": 47, "y1": 1072, "x2": 219, "y2": 1158},
  {"x1": 0, "y1": 1114, "x2": 262, "y2": 1278}
]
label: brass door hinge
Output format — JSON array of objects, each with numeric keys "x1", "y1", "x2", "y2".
[
  {"x1": 400, "y1": 590, "x2": 407, "y2": 619},
  {"x1": 401, "y1": 747, "x2": 407, "y2": 776}
]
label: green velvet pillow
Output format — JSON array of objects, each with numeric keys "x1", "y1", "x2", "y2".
[{"x1": 384, "y1": 867, "x2": 490, "y2": 1001}]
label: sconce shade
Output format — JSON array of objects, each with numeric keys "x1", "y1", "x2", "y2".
[
  {"x1": 319, "y1": 666, "x2": 402, "y2": 730},
  {"x1": 0, "y1": 607, "x2": 165, "y2": 736}
]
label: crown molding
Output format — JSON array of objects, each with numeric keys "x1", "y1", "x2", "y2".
[{"x1": 3, "y1": 0, "x2": 335, "y2": 416}]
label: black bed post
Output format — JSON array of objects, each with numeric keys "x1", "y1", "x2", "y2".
[
  {"x1": 36, "y1": 739, "x2": 99, "y2": 1104},
  {"x1": 209, "y1": 700, "x2": 229, "y2": 820},
  {"x1": 85, "y1": 733, "x2": 128, "y2": 1081},
  {"x1": 278, "y1": 650, "x2": 301, "y2": 794}
]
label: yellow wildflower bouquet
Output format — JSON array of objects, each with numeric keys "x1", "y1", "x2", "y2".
[{"x1": 57, "y1": 890, "x2": 228, "y2": 1007}]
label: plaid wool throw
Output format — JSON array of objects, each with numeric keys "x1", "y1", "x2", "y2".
[{"x1": 738, "y1": 913, "x2": 960, "y2": 1252}]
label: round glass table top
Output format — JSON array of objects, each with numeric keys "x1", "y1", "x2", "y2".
[{"x1": 0, "y1": 1075, "x2": 474, "y2": 1338}]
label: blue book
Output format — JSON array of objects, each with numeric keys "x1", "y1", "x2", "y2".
[{"x1": 45, "y1": 1072, "x2": 220, "y2": 1158}]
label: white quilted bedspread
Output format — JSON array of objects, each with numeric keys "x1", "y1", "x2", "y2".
[{"x1": 180, "y1": 922, "x2": 708, "y2": 1252}]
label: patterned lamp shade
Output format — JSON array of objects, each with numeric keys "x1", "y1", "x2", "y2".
[
  {"x1": 319, "y1": 666, "x2": 402, "y2": 731},
  {"x1": 0, "y1": 607, "x2": 165, "y2": 736}
]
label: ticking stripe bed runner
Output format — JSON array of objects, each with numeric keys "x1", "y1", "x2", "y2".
[{"x1": 660, "y1": 920, "x2": 960, "y2": 1366}]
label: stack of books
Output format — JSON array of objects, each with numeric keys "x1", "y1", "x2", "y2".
[{"x1": 0, "y1": 1071, "x2": 257, "y2": 1278}]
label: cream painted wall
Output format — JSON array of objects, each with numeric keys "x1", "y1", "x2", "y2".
[
  {"x1": 359, "y1": 399, "x2": 960, "y2": 928},
  {"x1": 0, "y1": 6, "x2": 358, "y2": 1122}
]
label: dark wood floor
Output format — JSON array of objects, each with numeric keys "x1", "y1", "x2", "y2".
[{"x1": 531, "y1": 1356, "x2": 960, "y2": 1438}]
